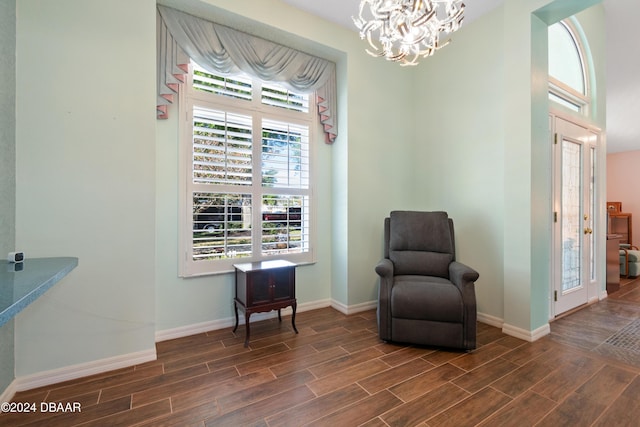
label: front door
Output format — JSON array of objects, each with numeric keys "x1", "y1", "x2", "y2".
[{"x1": 552, "y1": 116, "x2": 598, "y2": 315}]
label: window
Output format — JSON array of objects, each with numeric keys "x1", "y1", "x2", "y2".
[
  {"x1": 180, "y1": 63, "x2": 314, "y2": 276},
  {"x1": 548, "y1": 20, "x2": 590, "y2": 114}
]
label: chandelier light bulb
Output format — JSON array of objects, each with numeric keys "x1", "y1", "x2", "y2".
[{"x1": 353, "y1": 0, "x2": 465, "y2": 66}]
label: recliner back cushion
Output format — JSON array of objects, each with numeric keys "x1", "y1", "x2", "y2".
[{"x1": 389, "y1": 211, "x2": 454, "y2": 277}]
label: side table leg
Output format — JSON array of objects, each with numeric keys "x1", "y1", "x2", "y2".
[
  {"x1": 277, "y1": 309, "x2": 282, "y2": 322},
  {"x1": 291, "y1": 300, "x2": 298, "y2": 334},
  {"x1": 232, "y1": 301, "x2": 239, "y2": 333},
  {"x1": 244, "y1": 312, "x2": 251, "y2": 347}
]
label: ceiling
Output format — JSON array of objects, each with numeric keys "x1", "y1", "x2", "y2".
[{"x1": 281, "y1": 0, "x2": 640, "y2": 154}]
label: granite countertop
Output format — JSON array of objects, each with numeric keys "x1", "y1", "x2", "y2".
[{"x1": 0, "y1": 257, "x2": 78, "y2": 327}]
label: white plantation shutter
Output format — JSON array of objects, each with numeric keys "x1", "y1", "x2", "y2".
[
  {"x1": 261, "y1": 119, "x2": 310, "y2": 189},
  {"x1": 261, "y1": 195, "x2": 310, "y2": 256},
  {"x1": 192, "y1": 193, "x2": 252, "y2": 261},
  {"x1": 192, "y1": 63, "x2": 252, "y2": 101},
  {"x1": 181, "y1": 64, "x2": 314, "y2": 276},
  {"x1": 261, "y1": 83, "x2": 309, "y2": 113},
  {"x1": 192, "y1": 108, "x2": 253, "y2": 186}
]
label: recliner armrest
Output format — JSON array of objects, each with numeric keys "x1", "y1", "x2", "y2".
[
  {"x1": 375, "y1": 258, "x2": 394, "y2": 278},
  {"x1": 375, "y1": 258, "x2": 394, "y2": 342},
  {"x1": 449, "y1": 261, "x2": 479, "y2": 288}
]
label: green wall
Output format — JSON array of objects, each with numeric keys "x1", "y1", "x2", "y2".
[
  {"x1": 413, "y1": 0, "x2": 605, "y2": 333},
  {"x1": 15, "y1": 0, "x2": 157, "y2": 376},
  {"x1": 412, "y1": 4, "x2": 507, "y2": 321},
  {"x1": 0, "y1": 0, "x2": 16, "y2": 398}
]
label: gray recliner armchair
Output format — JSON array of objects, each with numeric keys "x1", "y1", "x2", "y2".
[{"x1": 375, "y1": 211, "x2": 479, "y2": 350}]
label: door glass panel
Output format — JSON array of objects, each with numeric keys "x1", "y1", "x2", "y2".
[{"x1": 562, "y1": 139, "x2": 582, "y2": 292}]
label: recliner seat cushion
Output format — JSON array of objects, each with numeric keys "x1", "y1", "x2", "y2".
[
  {"x1": 391, "y1": 275, "x2": 463, "y2": 323},
  {"x1": 390, "y1": 250, "x2": 453, "y2": 277}
]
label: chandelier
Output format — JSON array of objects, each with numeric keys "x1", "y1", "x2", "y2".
[{"x1": 352, "y1": 0, "x2": 465, "y2": 66}]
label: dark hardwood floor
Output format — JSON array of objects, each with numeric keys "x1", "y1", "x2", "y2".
[{"x1": 2, "y1": 279, "x2": 640, "y2": 426}]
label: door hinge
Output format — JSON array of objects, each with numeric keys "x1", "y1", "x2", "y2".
[
  {"x1": 554, "y1": 133, "x2": 558, "y2": 145},
  {"x1": 554, "y1": 290, "x2": 558, "y2": 302},
  {"x1": 554, "y1": 212, "x2": 558, "y2": 223}
]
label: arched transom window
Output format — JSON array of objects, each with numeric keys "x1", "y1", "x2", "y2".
[{"x1": 548, "y1": 20, "x2": 590, "y2": 113}]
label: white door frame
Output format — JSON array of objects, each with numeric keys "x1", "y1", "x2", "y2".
[{"x1": 550, "y1": 112, "x2": 602, "y2": 317}]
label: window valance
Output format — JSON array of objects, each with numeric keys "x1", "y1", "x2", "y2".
[{"x1": 157, "y1": 5, "x2": 337, "y2": 144}]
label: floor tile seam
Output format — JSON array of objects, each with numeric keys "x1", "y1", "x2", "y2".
[
  {"x1": 571, "y1": 362, "x2": 608, "y2": 395},
  {"x1": 267, "y1": 383, "x2": 372, "y2": 427},
  {"x1": 127, "y1": 367, "x2": 246, "y2": 410},
  {"x1": 531, "y1": 364, "x2": 605, "y2": 419},
  {"x1": 553, "y1": 316, "x2": 635, "y2": 332},
  {"x1": 215, "y1": 383, "x2": 315, "y2": 420},
  {"x1": 96, "y1": 364, "x2": 215, "y2": 405},
  {"x1": 451, "y1": 355, "x2": 528, "y2": 396},
  {"x1": 372, "y1": 390, "x2": 432, "y2": 426},
  {"x1": 512, "y1": 387, "x2": 562, "y2": 422},
  {"x1": 201, "y1": 343, "x2": 292, "y2": 372},
  {"x1": 463, "y1": 385, "x2": 516, "y2": 425},
  {"x1": 604, "y1": 298, "x2": 640, "y2": 310},
  {"x1": 235, "y1": 345, "x2": 323, "y2": 375},
  {"x1": 307, "y1": 353, "x2": 390, "y2": 385},
  {"x1": 163, "y1": 350, "x2": 247, "y2": 371},
  {"x1": 116, "y1": 399, "x2": 173, "y2": 427},
  {"x1": 419, "y1": 383, "x2": 492, "y2": 426},
  {"x1": 272, "y1": 345, "x2": 354, "y2": 374},
  {"x1": 353, "y1": 357, "x2": 433, "y2": 395},
  {"x1": 65, "y1": 395, "x2": 141, "y2": 427},
  {"x1": 530, "y1": 390, "x2": 566, "y2": 427},
  {"x1": 336, "y1": 341, "x2": 384, "y2": 357},
  {"x1": 572, "y1": 345, "x2": 640, "y2": 374},
  {"x1": 550, "y1": 327, "x2": 629, "y2": 342},
  {"x1": 448, "y1": 349, "x2": 513, "y2": 373},
  {"x1": 156, "y1": 339, "x2": 226, "y2": 356},
  {"x1": 342, "y1": 393, "x2": 400, "y2": 427},
  {"x1": 584, "y1": 378, "x2": 636, "y2": 427},
  {"x1": 492, "y1": 362, "x2": 562, "y2": 398},
  {"x1": 592, "y1": 341, "x2": 640, "y2": 359},
  {"x1": 22, "y1": 369, "x2": 139, "y2": 400},
  {"x1": 44, "y1": 380, "x2": 141, "y2": 405}
]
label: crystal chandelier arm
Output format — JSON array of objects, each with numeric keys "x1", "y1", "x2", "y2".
[{"x1": 352, "y1": 0, "x2": 465, "y2": 66}]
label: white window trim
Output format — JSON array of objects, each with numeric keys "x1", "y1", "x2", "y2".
[
  {"x1": 548, "y1": 19, "x2": 591, "y2": 116},
  {"x1": 178, "y1": 63, "x2": 317, "y2": 277},
  {"x1": 549, "y1": 76, "x2": 589, "y2": 113}
]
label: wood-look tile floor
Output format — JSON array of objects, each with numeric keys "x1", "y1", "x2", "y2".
[{"x1": 3, "y1": 279, "x2": 640, "y2": 427}]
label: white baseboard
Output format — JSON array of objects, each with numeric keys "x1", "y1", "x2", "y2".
[
  {"x1": 477, "y1": 311, "x2": 503, "y2": 329},
  {"x1": 502, "y1": 322, "x2": 550, "y2": 342},
  {"x1": 477, "y1": 312, "x2": 550, "y2": 342},
  {"x1": 12, "y1": 348, "x2": 156, "y2": 394},
  {"x1": 155, "y1": 299, "x2": 333, "y2": 342},
  {"x1": 330, "y1": 299, "x2": 377, "y2": 315},
  {"x1": 0, "y1": 379, "x2": 18, "y2": 404}
]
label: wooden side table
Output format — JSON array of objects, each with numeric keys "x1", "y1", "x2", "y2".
[{"x1": 233, "y1": 259, "x2": 298, "y2": 347}]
